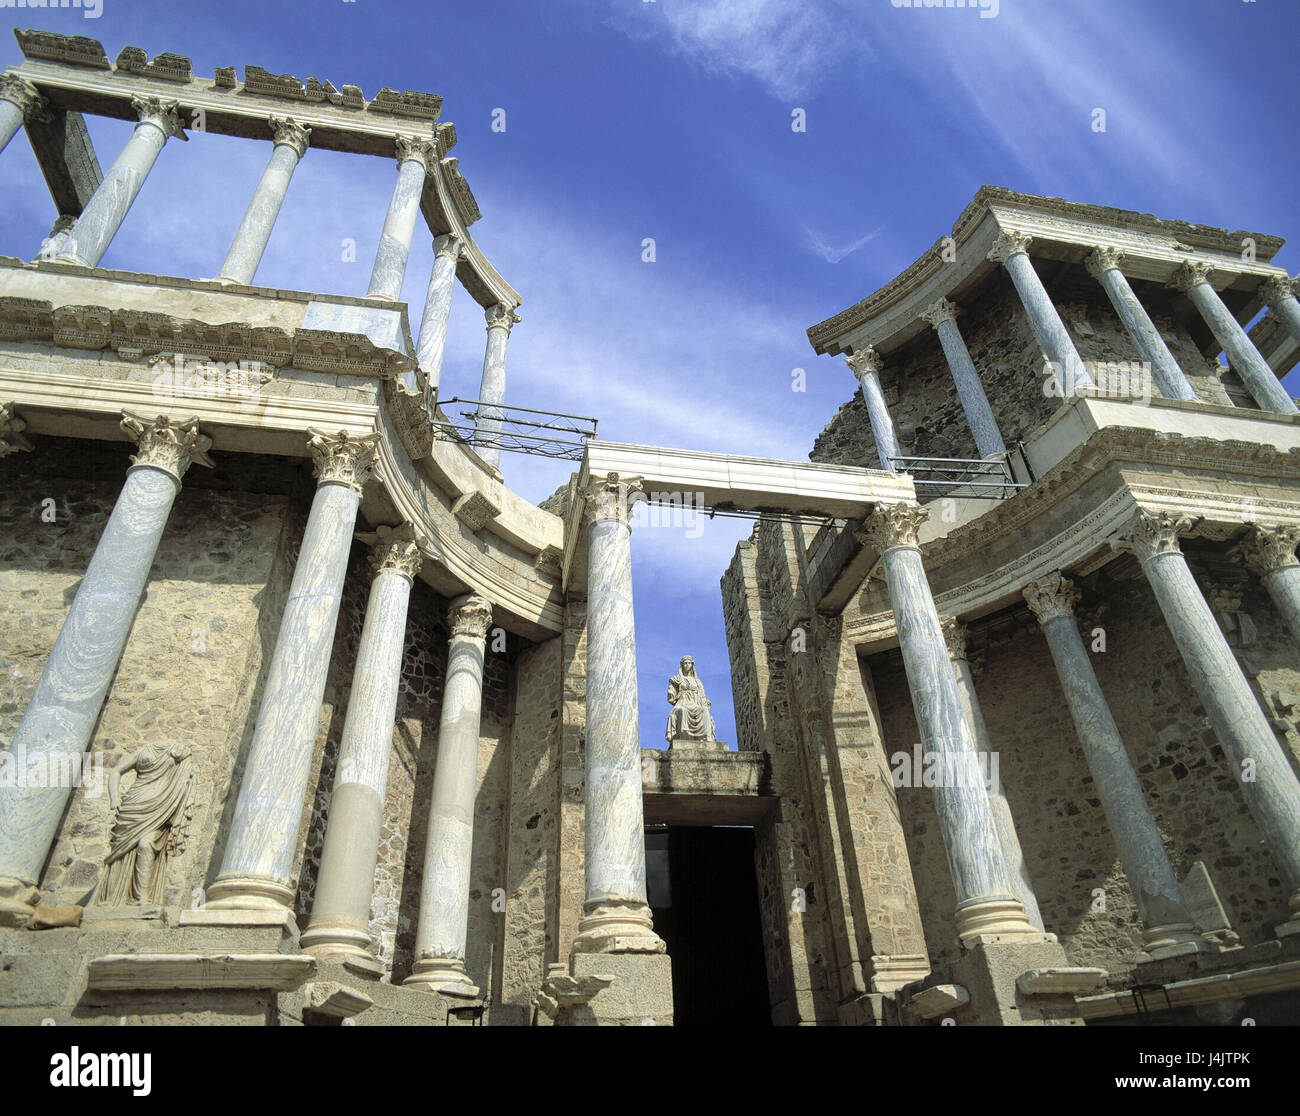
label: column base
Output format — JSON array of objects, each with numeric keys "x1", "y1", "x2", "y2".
[
  {"x1": 0, "y1": 877, "x2": 40, "y2": 928},
  {"x1": 203, "y1": 876, "x2": 296, "y2": 912},
  {"x1": 1141, "y1": 922, "x2": 1217, "y2": 960},
  {"x1": 571, "y1": 900, "x2": 666, "y2": 955},
  {"x1": 954, "y1": 896, "x2": 1043, "y2": 945},
  {"x1": 403, "y1": 956, "x2": 480, "y2": 998},
  {"x1": 300, "y1": 923, "x2": 375, "y2": 960},
  {"x1": 869, "y1": 953, "x2": 932, "y2": 994},
  {"x1": 1275, "y1": 891, "x2": 1300, "y2": 939}
]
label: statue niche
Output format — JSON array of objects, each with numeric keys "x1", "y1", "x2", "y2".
[{"x1": 665, "y1": 655, "x2": 722, "y2": 749}]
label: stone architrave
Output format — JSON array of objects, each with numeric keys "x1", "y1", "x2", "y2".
[
  {"x1": 920, "y1": 299, "x2": 1007, "y2": 458},
  {"x1": 367, "y1": 136, "x2": 434, "y2": 300},
  {"x1": 474, "y1": 303, "x2": 520, "y2": 471},
  {"x1": 1239, "y1": 523, "x2": 1300, "y2": 651},
  {"x1": 845, "y1": 347, "x2": 902, "y2": 472},
  {"x1": 1261, "y1": 275, "x2": 1300, "y2": 346}
]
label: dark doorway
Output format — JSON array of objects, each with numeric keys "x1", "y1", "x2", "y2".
[{"x1": 645, "y1": 825, "x2": 771, "y2": 1026}]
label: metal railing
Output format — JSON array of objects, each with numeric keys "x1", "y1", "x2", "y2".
[
  {"x1": 887, "y1": 455, "x2": 1024, "y2": 500},
  {"x1": 429, "y1": 396, "x2": 599, "y2": 461}
]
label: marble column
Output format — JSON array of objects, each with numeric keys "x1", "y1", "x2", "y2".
[
  {"x1": 405, "y1": 593, "x2": 494, "y2": 994},
  {"x1": 1085, "y1": 247, "x2": 1197, "y2": 402},
  {"x1": 988, "y1": 230, "x2": 1093, "y2": 396},
  {"x1": 416, "y1": 234, "x2": 462, "y2": 407},
  {"x1": 1261, "y1": 275, "x2": 1300, "y2": 345},
  {"x1": 1115, "y1": 512, "x2": 1300, "y2": 936},
  {"x1": 1239, "y1": 523, "x2": 1300, "y2": 651},
  {"x1": 56, "y1": 96, "x2": 184, "y2": 268},
  {"x1": 1170, "y1": 261, "x2": 1297, "y2": 414},
  {"x1": 302, "y1": 525, "x2": 423, "y2": 959},
  {"x1": 217, "y1": 116, "x2": 311, "y2": 285},
  {"x1": 846, "y1": 347, "x2": 903, "y2": 472},
  {"x1": 572, "y1": 475, "x2": 665, "y2": 954},
  {"x1": 920, "y1": 299, "x2": 1007, "y2": 458},
  {"x1": 1022, "y1": 574, "x2": 1205, "y2": 956},
  {"x1": 366, "y1": 137, "x2": 434, "y2": 300},
  {"x1": 0, "y1": 415, "x2": 212, "y2": 903},
  {"x1": 942, "y1": 619, "x2": 1042, "y2": 930},
  {"x1": 858, "y1": 504, "x2": 1037, "y2": 943},
  {"x1": 207, "y1": 430, "x2": 379, "y2": 910},
  {"x1": 0, "y1": 73, "x2": 46, "y2": 155},
  {"x1": 474, "y1": 303, "x2": 520, "y2": 472}
]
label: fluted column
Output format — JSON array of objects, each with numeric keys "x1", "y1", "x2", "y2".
[
  {"x1": 1261, "y1": 275, "x2": 1300, "y2": 345},
  {"x1": 366, "y1": 136, "x2": 434, "y2": 300},
  {"x1": 0, "y1": 415, "x2": 212, "y2": 907},
  {"x1": 1115, "y1": 512, "x2": 1300, "y2": 936},
  {"x1": 1170, "y1": 261, "x2": 1296, "y2": 414},
  {"x1": 207, "y1": 430, "x2": 379, "y2": 910},
  {"x1": 941, "y1": 619, "x2": 1042, "y2": 931},
  {"x1": 474, "y1": 303, "x2": 519, "y2": 471},
  {"x1": 405, "y1": 594, "x2": 494, "y2": 993},
  {"x1": 920, "y1": 299, "x2": 1006, "y2": 458},
  {"x1": 1085, "y1": 247, "x2": 1197, "y2": 402},
  {"x1": 303, "y1": 525, "x2": 423, "y2": 959},
  {"x1": 1239, "y1": 523, "x2": 1300, "y2": 651},
  {"x1": 416, "y1": 234, "x2": 461, "y2": 406},
  {"x1": 858, "y1": 504, "x2": 1037, "y2": 943},
  {"x1": 846, "y1": 347, "x2": 902, "y2": 472},
  {"x1": 0, "y1": 73, "x2": 46, "y2": 155},
  {"x1": 1022, "y1": 574, "x2": 1205, "y2": 956},
  {"x1": 217, "y1": 116, "x2": 311, "y2": 285},
  {"x1": 56, "y1": 96, "x2": 184, "y2": 268},
  {"x1": 572, "y1": 475, "x2": 665, "y2": 955},
  {"x1": 988, "y1": 230, "x2": 1093, "y2": 395}
]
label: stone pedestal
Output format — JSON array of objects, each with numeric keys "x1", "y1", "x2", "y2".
[
  {"x1": 944, "y1": 935, "x2": 1086, "y2": 1026},
  {"x1": 569, "y1": 951, "x2": 674, "y2": 1026},
  {"x1": 667, "y1": 735, "x2": 730, "y2": 754}
]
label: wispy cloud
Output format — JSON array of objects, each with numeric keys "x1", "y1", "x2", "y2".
[{"x1": 803, "y1": 223, "x2": 885, "y2": 263}]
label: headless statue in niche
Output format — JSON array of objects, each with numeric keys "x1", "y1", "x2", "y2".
[
  {"x1": 665, "y1": 656, "x2": 717, "y2": 744},
  {"x1": 95, "y1": 741, "x2": 193, "y2": 907}
]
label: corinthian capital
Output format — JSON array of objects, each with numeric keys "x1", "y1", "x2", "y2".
[
  {"x1": 269, "y1": 115, "x2": 311, "y2": 159},
  {"x1": 920, "y1": 298, "x2": 959, "y2": 329},
  {"x1": 1112, "y1": 510, "x2": 1193, "y2": 564},
  {"x1": 1238, "y1": 523, "x2": 1300, "y2": 577},
  {"x1": 394, "y1": 135, "x2": 436, "y2": 170},
  {"x1": 130, "y1": 95, "x2": 184, "y2": 139},
  {"x1": 1168, "y1": 260, "x2": 1215, "y2": 294},
  {"x1": 0, "y1": 73, "x2": 48, "y2": 122},
  {"x1": 987, "y1": 230, "x2": 1032, "y2": 265},
  {"x1": 0, "y1": 402, "x2": 34, "y2": 458},
  {"x1": 584, "y1": 472, "x2": 646, "y2": 527},
  {"x1": 359, "y1": 522, "x2": 424, "y2": 582},
  {"x1": 1022, "y1": 573, "x2": 1080, "y2": 624},
  {"x1": 1260, "y1": 274, "x2": 1298, "y2": 309},
  {"x1": 940, "y1": 615, "x2": 969, "y2": 660},
  {"x1": 857, "y1": 501, "x2": 928, "y2": 552},
  {"x1": 1084, "y1": 246, "x2": 1125, "y2": 282},
  {"x1": 433, "y1": 234, "x2": 463, "y2": 261},
  {"x1": 845, "y1": 346, "x2": 883, "y2": 378},
  {"x1": 448, "y1": 593, "x2": 493, "y2": 640},
  {"x1": 485, "y1": 303, "x2": 521, "y2": 333},
  {"x1": 307, "y1": 428, "x2": 380, "y2": 493},
  {"x1": 121, "y1": 412, "x2": 214, "y2": 482}
]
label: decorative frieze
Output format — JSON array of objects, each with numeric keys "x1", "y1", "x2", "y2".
[
  {"x1": 0, "y1": 402, "x2": 33, "y2": 458},
  {"x1": 121, "y1": 412, "x2": 214, "y2": 481},
  {"x1": 14, "y1": 29, "x2": 112, "y2": 69},
  {"x1": 114, "y1": 46, "x2": 193, "y2": 83},
  {"x1": 371, "y1": 88, "x2": 443, "y2": 121},
  {"x1": 307, "y1": 428, "x2": 380, "y2": 493},
  {"x1": 441, "y1": 157, "x2": 482, "y2": 226},
  {"x1": 452, "y1": 489, "x2": 501, "y2": 532}
]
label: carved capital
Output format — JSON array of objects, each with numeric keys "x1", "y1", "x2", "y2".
[
  {"x1": 485, "y1": 303, "x2": 521, "y2": 333},
  {"x1": 845, "y1": 346, "x2": 883, "y2": 379},
  {"x1": 1112, "y1": 511, "x2": 1193, "y2": 564},
  {"x1": 449, "y1": 593, "x2": 493, "y2": 640},
  {"x1": 919, "y1": 298, "x2": 959, "y2": 329},
  {"x1": 584, "y1": 472, "x2": 646, "y2": 528},
  {"x1": 1261, "y1": 274, "x2": 1298, "y2": 309},
  {"x1": 307, "y1": 428, "x2": 380, "y2": 493},
  {"x1": 1168, "y1": 260, "x2": 1214, "y2": 294},
  {"x1": 433, "y1": 234, "x2": 462, "y2": 262},
  {"x1": 1084, "y1": 246, "x2": 1125, "y2": 282},
  {"x1": 269, "y1": 115, "x2": 311, "y2": 159},
  {"x1": 0, "y1": 402, "x2": 34, "y2": 458},
  {"x1": 857, "y1": 501, "x2": 928, "y2": 552},
  {"x1": 940, "y1": 616, "x2": 969, "y2": 660},
  {"x1": 1239, "y1": 523, "x2": 1300, "y2": 577},
  {"x1": 394, "y1": 135, "x2": 435, "y2": 171},
  {"x1": 358, "y1": 522, "x2": 424, "y2": 582},
  {"x1": 120, "y1": 412, "x2": 214, "y2": 481},
  {"x1": 1022, "y1": 573, "x2": 1080, "y2": 624},
  {"x1": 130, "y1": 95, "x2": 184, "y2": 139},
  {"x1": 0, "y1": 73, "x2": 47, "y2": 121},
  {"x1": 987, "y1": 230, "x2": 1032, "y2": 265}
]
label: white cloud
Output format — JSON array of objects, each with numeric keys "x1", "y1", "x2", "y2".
[{"x1": 803, "y1": 222, "x2": 885, "y2": 264}]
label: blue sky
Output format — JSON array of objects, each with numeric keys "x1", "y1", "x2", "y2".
[{"x1": 2, "y1": 0, "x2": 1297, "y2": 751}]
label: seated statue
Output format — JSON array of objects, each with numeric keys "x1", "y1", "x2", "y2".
[{"x1": 665, "y1": 656, "x2": 717, "y2": 743}]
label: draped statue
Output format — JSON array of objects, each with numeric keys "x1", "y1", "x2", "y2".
[
  {"x1": 95, "y1": 742, "x2": 193, "y2": 907},
  {"x1": 665, "y1": 656, "x2": 717, "y2": 744}
]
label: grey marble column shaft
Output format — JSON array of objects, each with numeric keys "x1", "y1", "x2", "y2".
[
  {"x1": 861, "y1": 505, "x2": 1035, "y2": 942},
  {"x1": 921, "y1": 301, "x2": 1007, "y2": 457},
  {"x1": 989, "y1": 231, "x2": 1093, "y2": 395},
  {"x1": 57, "y1": 97, "x2": 181, "y2": 268},
  {"x1": 208, "y1": 431, "x2": 378, "y2": 910},
  {"x1": 0, "y1": 98, "x2": 22, "y2": 155},
  {"x1": 1119, "y1": 513, "x2": 1300, "y2": 930},
  {"x1": 416, "y1": 234, "x2": 461, "y2": 407},
  {"x1": 846, "y1": 348, "x2": 902, "y2": 472},
  {"x1": 1023, "y1": 575, "x2": 1202, "y2": 954},
  {"x1": 217, "y1": 118, "x2": 310, "y2": 285},
  {"x1": 1262, "y1": 276, "x2": 1300, "y2": 345},
  {"x1": 1240, "y1": 524, "x2": 1300, "y2": 651},
  {"x1": 0, "y1": 74, "x2": 44, "y2": 155},
  {"x1": 943, "y1": 622, "x2": 1042, "y2": 931},
  {"x1": 405, "y1": 594, "x2": 493, "y2": 993},
  {"x1": 1172, "y1": 263, "x2": 1296, "y2": 414},
  {"x1": 475, "y1": 304, "x2": 519, "y2": 471},
  {"x1": 0, "y1": 415, "x2": 211, "y2": 888},
  {"x1": 303, "y1": 526, "x2": 421, "y2": 958},
  {"x1": 366, "y1": 138, "x2": 433, "y2": 300},
  {"x1": 1086, "y1": 248, "x2": 1197, "y2": 402}
]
